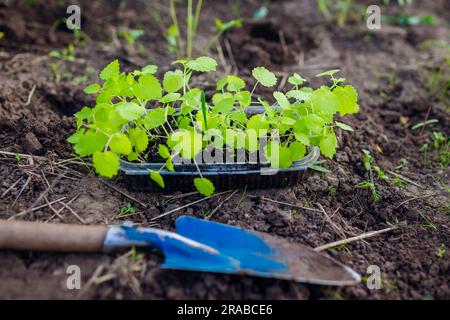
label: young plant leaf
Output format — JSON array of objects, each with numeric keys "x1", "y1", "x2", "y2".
[
  {"x1": 83, "y1": 83, "x2": 100, "y2": 94},
  {"x1": 67, "y1": 128, "x2": 85, "y2": 144},
  {"x1": 286, "y1": 89, "x2": 312, "y2": 102},
  {"x1": 194, "y1": 177, "x2": 215, "y2": 196},
  {"x1": 141, "y1": 64, "x2": 158, "y2": 74},
  {"x1": 144, "y1": 108, "x2": 166, "y2": 130},
  {"x1": 333, "y1": 85, "x2": 359, "y2": 115},
  {"x1": 252, "y1": 66, "x2": 277, "y2": 87},
  {"x1": 150, "y1": 171, "x2": 165, "y2": 188},
  {"x1": 273, "y1": 91, "x2": 290, "y2": 109},
  {"x1": 225, "y1": 75, "x2": 246, "y2": 92},
  {"x1": 319, "y1": 128, "x2": 337, "y2": 159},
  {"x1": 315, "y1": 69, "x2": 340, "y2": 77},
  {"x1": 163, "y1": 70, "x2": 184, "y2": 93},
  {"x1": 117, "y1": 102, "x2": 146, "y2": 121},
  {"x1": 234, "y1": 91, "x2": 251, "y2": 107},
  {"x1": 213, "y1": 98, "x2": 234, "y2": 113},
  {"x1": 128, "y1": 127, "x2": 148, "y2": 153},
  {"x1": 335, "y1": 121, "x2": 354, "y2": 131},
  {"x1": 265, "y1": 142, "x2": 292, "y2": 168},
  {"x1": 186, "y1": 56, "x2": 217, "y2": 72},
  {"x1": 110, "y1": 134, "x2": 132, "y2": 155},
  {"x1": 74, "y1": 130, "x2": 108, "y2": 157},
  {"x1": 93, "y1": 151, "x2": 120, "y2": 178},
  {"x1": 288, "y1": 73, "x2": 306, "y2": 86},
  {"x1": 134, "y1": 73, "x2": 162, "y2": 100},
  {"x1": 289, "y1": 141, "x2": 306, "y2": 161},
  {"x1": 160, "y1": 92, "x2": 181, "y2": 103},
  {"x1": 247, "y1": 114, "x2": 270, "y2": 137},
  {"x1": 294, "y1": 130, "x2": 311, "y2": 146},
  {"x1": 311, "y1": 86, "x2": 339, "y2": 115},
  {"x1": 165, "y1": 158, "x2": 175, "y2": 172},
  {"x1": 158, "y1": 144, "x2": 171, "y2": 159},
  {"x1": 100, "y1": 60, "x2": 120, "y2": 80}
]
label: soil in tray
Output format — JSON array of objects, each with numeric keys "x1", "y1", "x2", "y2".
[{"x1": 0, "y1": 0, "x2": 449, "y2": 299}]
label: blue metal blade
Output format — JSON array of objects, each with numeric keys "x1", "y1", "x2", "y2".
[
  {"x1": 174, "y1": 215, "x2": 361, "y2": 285},
  {"x1": 174, "y1": 215, "x2": 287, "y2": 273}
]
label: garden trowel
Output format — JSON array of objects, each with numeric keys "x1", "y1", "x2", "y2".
[{"x1": 0, "y1": 215, "x2": 360, "y2": 286}]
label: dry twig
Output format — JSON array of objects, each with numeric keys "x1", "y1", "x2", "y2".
[
  {"x1": 314, "y1": 227, "x2": 397, "y2": 252},
  {"x1": 206, "y1": 189, "x2": 238, "y2": 220},
  {"x1": 98, "y1": 179, "x2": 147, "y2": 208},
  {"x1": 152, "y1": 190, "x2": 232, "y2": 220}
]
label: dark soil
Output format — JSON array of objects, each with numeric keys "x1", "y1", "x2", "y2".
[{"x1": 0, "y1": 0, "x2": 449, "y2": 300}]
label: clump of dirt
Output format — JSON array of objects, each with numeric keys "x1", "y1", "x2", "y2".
[{"x1": 224, "y1": 19, "x2": 318, "y2": 69}]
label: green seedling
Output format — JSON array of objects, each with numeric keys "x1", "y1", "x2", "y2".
[
  {"x1": 117, "y1": 28, "x2": 145, "y2": 45},
  {"x1": 166, "y1": 23, "x2": 180, "y2": 55},
  {"x1": 419, "y1": 131, "x2": 449, "y2": 168},
  {"x1": 253, "y1": 5, "x2": 269, "y2": 21},
  {"x1": 394, "y1": 157, "x2": 408, "y2": 170},
  {"x1": 167, "y1": 0, "x2": 240, "y2": 58},
  {"x1": 382, "y1": 278, "x2": 397, "y2": 294},
  {"x1": 359, "y1": 149, "x2": 409, "y2": 200},
  {"x1": 204, "y1": 18, "x2": 242, "y2": 52},
  {"x1": 15, "y1": 153, "x2": 21, "y2": 162},
  {"x1": 51, "y1": 18, "x2": 89, "y2": 45},
  {"x1": 418, "y1": 213, "x2": 437, "y2": 230},
  {"x1": 381, "y1": 0, "x2": 413, "y2": 5},
  {"x1": 68, "y1": 56, "x2": 359, "y2": 196},
  {"x1": 168, "y1": 0, "x2": 203, "y2": 58},
  {"x1": 119, "y1": 202, "x2": 136, "y2": 217},
  {"x1": 359, "y1": 149, "x2": 381, "y2": 201},
  {"x1": 230, "y1": 0, "x2": 241, "y2": 17},
  {"x1": 326, "y1": 184, "x2": 336, "y2": 196},
  {"x1": 310, "y1": 160, "x2": 331, "y2": 173},
  {"x1": 304, "y1": 197, "x2": 316, "y2": 208},
  {"x1": 317, "y1": 0, "x2": 358, "y2": 28},
  {"x1": 357, "y1": 179, "x2": 381, "y2": 202},
  {"x1": 49, "y1": 43, "x2": 75, "y2": 62},
  {"x1": 389, "y1": 176, "x2": 407, "y2": 189},
  {"x1": 411, "y1": 119, "x2": 439, "y2": 130},
  {"x1": 130, "y1": 246, "x2": 144, "y2": 260},
  {"x1": 436, "y1": 244, "x2": 446, "y2": 258},
  {"x1": 382, "y1": 14, "x2": 436, "y2": 26},
  {"x1": 237, "y1": 186, "x2": 247, "y2": 207},
  {"x1": 420, "y1": 40, "x2": 450, "y2": 103},
  {"x1": 48, "y1": 62, "x2": 72, "y2": 82}
]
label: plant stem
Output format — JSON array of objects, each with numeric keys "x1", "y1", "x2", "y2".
[
  {"x1": 193, "y1": 0, "x2": 203, "y2": 37},
  {"x1": 186, "y1": 0, "x2": 202, "y2": 58},
  {"x1": 169, "y1": 0, "x2": 182, "y2": 58},
  {"x1": 250, "y1": 81, "x2": 259, "y2": 96},
  {"x1": 204, "y1": 31, "x2": 222, "y2": 52},
  {"x1": 187, "y1": 0, "x2": 193, "y2": 58}
]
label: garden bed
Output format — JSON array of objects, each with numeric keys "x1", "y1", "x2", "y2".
[{"x1": 0, "y1": 0, "x2": 449, "y2": 299}]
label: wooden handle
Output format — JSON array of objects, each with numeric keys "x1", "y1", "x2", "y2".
[{"x1": 0, "y1": 220, "x2": 108, "y2": 253}]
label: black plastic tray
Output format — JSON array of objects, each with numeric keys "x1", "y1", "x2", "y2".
[
  {"x1": 120, "y1": 147, "x2": 320, "y2": 192},
  {"x1": 119, "y1": 105, "x2": 320, "y2": 192}
]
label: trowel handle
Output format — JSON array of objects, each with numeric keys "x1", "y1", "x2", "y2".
[{"x1": 0, "y1": 220, "x2": 108, "y2": 253}]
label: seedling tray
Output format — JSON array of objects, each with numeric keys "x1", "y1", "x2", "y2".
[{"x1": 120, "y1": 146, "x2": 320, "y2": 192}]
